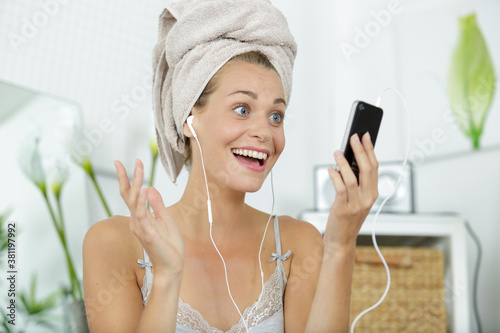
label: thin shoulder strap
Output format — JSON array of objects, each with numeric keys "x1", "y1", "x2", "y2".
[
  {"x1": 143, "y1": 248, "x2": 150, "y2": 262},
  {"x1": 273, "y1": 215, "x2": 282, "y2": 256},
  {"x1": 269, "y1": 215, "x2": 291, "y2": 263}
]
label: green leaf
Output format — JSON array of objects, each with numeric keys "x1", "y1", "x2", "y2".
[
  {"x1": 18, "y1": 275, "x2": 61, "y2": 317},
  {"x1": 0, "y1": 206, "x2": 13, "y2": 224},
  {"x1": 0, "y1": 208, "x2": 13, "y2": 252},
  {"x1": 30, "y1": 315, "x2": 59, "y2": 329},
  {"x1": 1, "y1": 312, "x2": 16, "y2": 333},
  {"x1": 448, "y1": 13, "x2": 496, "y2": 149}
]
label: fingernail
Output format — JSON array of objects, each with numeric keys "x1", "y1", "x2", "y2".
[
  {"x1": 135, "y1": 159, "x2": 139, "y2": 168},
  {"x1": 113, "y1": 160, "x2": 118, "y2": 170},
  {"x1": 365, "y1": 131, "x2": 371, "y2": 143},
  {"x1": 334, "y1": 151, "x2": 343, "y2": 159},
  {"x1": 140, "y1": 186, "x2": 146, "y2": 196},
  {"x1": 352, "y1": 133, "x2": 360, "y2": 144},
  {"x1": 328, "y1": 165, "x2": 334, "y2": 173}
]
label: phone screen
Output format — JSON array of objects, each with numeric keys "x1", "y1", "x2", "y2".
[{"x1": 340, "y1": 101, "x2": 383, "y2": 181}]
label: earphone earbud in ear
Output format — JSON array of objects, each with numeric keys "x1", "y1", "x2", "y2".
[{"x1": 186, "y1": 115, "x2": 197, "y2": 138}]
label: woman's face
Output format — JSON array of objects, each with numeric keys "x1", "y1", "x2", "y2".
[{"x1": 187, "y1": 60, "x2": 286, "y2": 193}]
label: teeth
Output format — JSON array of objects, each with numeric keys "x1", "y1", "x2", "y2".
[{"x1": 232, "y1": 149, "x2": 268, "y2": 160}]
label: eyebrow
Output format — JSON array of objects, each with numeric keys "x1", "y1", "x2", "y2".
[{"x1": 228, "y1": 90, "x2": 287, "y2": 107}]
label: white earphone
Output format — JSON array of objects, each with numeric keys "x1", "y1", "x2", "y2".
[
  {"x1": 186, "y1": 115, "x2": 197, "y2": 138},
  {"x1": 185, "y1": 114, "x2": 274, "y2": 332},
  {"x1": 186, "y1": 115, "x2": 211, "y2": 222}
]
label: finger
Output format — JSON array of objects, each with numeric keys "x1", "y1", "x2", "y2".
[
  {"x1": 349, "y1": 134, "x2": 375, "y2": 191},
  {"x1": 328, "y1": 165, "x2": 347, "y2": 205},
  {"x1": 147, "y1": 187, "x2": 178, "y2": 240},
  {"x1": 129, "y1": 159, "x2": 145, "y2": 204},
  {"x1": 360, "y1": 133, "x2": 379, "y2": 192},
  {"x1": 147, "y1": 187, "x2": 169, "y2": 221},
  {"x1": 350, "y1": 133, "x2": 371, "y2": 174},
  {"x1": 130, "y1": 186, "x2": 145, "y2": 236},
  {"x1": 134, "y1": 187, "x2": 155, "y2": 238},
  {"x1": 114, "y1": 160, "x2": 131, "y2": 197},
  {"x1": 334, "y1": 150, "x2": 359, "y2": 204},
  {"x1": 136, "y1": 187, "x2": 149, "y2": 218},
  {"x1": 362, "y1": 132, "x2": 378, "y2": 169}
]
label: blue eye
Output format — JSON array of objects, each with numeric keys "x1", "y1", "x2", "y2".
[
  {"x1": 269, "y1": 112, "x2": 284, "y2": 124},
  {"x1": 234, "y1": 106, "x2": 249, "y2": 116}
]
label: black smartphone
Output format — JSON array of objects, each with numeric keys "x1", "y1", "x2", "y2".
[{"x1": 339, "y1": 100, "x2": 383, "y2": 182}]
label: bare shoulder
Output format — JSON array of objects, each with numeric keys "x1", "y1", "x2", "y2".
[
  {"x1": 82, "y1": 215, "x2": 142, "y2": 302},
  {"x1": 84, "y1": 215, "x2": 131, "y2": 244},
  {"x1": 83, "y1": 215, "x2": 141, "y2": 261},
  {"x1": 83, "y1": 216, "x2": 145, "y2": 331},
  {"x1": 277, "y1": 215, "x2": 323, "y2": 254}
]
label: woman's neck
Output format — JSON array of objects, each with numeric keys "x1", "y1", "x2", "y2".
[{"x1": 174, "y1": 170, "x2": 254, "y2": 241}]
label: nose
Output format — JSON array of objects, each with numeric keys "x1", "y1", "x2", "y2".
[{"x1": 247, "y1": 116, "x2": 272, "y2": 143}]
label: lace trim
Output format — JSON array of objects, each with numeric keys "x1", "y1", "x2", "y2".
[
  {"x1": 141, "y1": 271, "x2": 153, "y2": 307},
  {"x1": 176, "y1": 264, "x2": 286, "y2": 332}
]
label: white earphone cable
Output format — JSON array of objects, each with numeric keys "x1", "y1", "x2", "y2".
[
  {"x1": 258, "y1": 171, "x2": 274, "y2": 288},
  {"x1": 350, "y1": 88, "x2": 411, "y2": 332},
  {"x1": 191, "y1": 130, "x2": 274, "y2": 333},
  {"x1": 192, "y1": 133, "x2": 213, "y2": 223},
  {"x1": 244, "y1": 171, "x2": 275, "y2": 329}
]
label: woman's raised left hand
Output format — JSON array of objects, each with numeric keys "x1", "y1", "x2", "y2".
[{"x1": 323, "y1": 132, "x2": 379, "y2": 250}]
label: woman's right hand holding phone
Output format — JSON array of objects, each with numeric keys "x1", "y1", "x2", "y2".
[
  {"x1": 114, "y1": 159, "x2": 185, "y2": 280},
  {"x1": 324, "y1": 132, "x2": 379, "y2": 250}
]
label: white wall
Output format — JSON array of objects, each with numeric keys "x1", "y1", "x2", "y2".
[
  {"x1": 392, "y1": 1, "x2": 500, "y2": 331},
  {"x1": 325, "y1": 0, "x2": 500, "y2": 331},
  {"x1": 0, "y1": 93, "x2": 89, "y2": 332},
  {"x1": 1, "y1": 0, "x2": 499, "y2": 331},
  {"x1": 0, "y1": 1, "x2": 166, "y2": 330}
]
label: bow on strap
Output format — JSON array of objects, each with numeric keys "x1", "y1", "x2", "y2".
[
  {"x1": 269, "y1": 249, "x2": 292, "y2": 263},
  {"x1": 137, "y1": 259, "x2": 152, "y2": 269}
]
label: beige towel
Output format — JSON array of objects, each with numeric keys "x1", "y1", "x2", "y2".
[{"x1": 152, "y1": 0, "x2": 297, "y2": 183}]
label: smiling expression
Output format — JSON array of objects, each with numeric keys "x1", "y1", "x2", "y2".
[{"x1": 184, "y1": 60, "x2": 286, "y2": 193}]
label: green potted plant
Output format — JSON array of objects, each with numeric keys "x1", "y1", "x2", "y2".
[{"x1": 18, "y1": 123, "x2": 159, "y2": 332}]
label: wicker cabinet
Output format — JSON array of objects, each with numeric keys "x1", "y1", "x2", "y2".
[{"x1": 299, "y1": 212, "x2": 470, "y2": 332}]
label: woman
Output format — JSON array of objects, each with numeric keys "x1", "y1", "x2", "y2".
[{"x1": 83, "y1": 0, "x2": 379, "y2": 332}]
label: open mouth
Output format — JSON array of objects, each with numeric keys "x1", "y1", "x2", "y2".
[{"x1": 231, "y1": 148, "x2": 268, "y2": 167}]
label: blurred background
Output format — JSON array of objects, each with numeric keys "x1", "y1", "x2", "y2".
[{"x1": 0, "y1": 0, "x2": 498, "y2": 331}]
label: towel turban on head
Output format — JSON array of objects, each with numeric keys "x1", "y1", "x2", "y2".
[{"x1": 152, "y1": 0, "x2": 297, "y2": 183}]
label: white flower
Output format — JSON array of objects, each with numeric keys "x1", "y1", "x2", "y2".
[
  {"x1": 56, "y1": 106, "x2": 89, "y2": 168},
  {"x1": 47, "y1": 157, "x2": 69, "y2": 197},
  {"x1": 18, "y1": 128, "x2": 46, "y2": 192}
]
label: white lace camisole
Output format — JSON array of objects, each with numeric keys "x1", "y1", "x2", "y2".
[{"x1": 138, "y1": 215, "x2": 291, "y2": 332}]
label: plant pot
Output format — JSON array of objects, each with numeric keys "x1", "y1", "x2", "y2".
[{"x1": 69, "y1": 300, "x2": 90, "y2": 333}]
